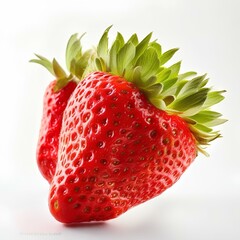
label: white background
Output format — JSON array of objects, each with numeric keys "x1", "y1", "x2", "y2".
[{"x1": 0, "y1": 0, "x2": 239, "y2": 239}]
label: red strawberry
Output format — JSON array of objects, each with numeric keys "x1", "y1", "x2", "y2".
[
  {"x1": 48, "y1": 72, "x2": 198, "y2": 222},
  {"x1": 31, "y1": 34, "x2": 93, "y2": 182},
  {"x1": 36, "y1": 80, "x2": 77, "y2": 182},
  {"x1": 33, "y1": 27, "x2": 226, "y2": 223}
]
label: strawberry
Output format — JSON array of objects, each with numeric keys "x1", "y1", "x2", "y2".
[
  {"x1": 32, "y1": 27, "x2": 226, "y2": 223},
  {"x1": 31, "y1": 35, "x2": 92, "y2": 182},
  {"x1": 36, "y1": 79, "x2": 77, "y2": 182}
]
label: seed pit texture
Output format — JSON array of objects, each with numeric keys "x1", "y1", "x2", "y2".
[
  {"x1": 107, "y1": 130, "x2": 114, "y2": 138},
  {"x1": 81, "y1": 140, "x2": 86, "y2": 149},
  {"x1": 54, "y1": 200, "x2": 59, "y2": 210},
  {"x1": 106, "y1": 89, "x2": 113, "y2": 95},
  {"x1": 97, "y1": 141, "x2": 105, "y2": 148},
  {"x1": 96, "y1": 107, "x2": 105, "y2": 115},
  {"x1": 73, "y1": 159, "x2": 82, "y2": 167},
  {"x1": 126, "y1": 102, "x2": 134, "y2": 109},
  {"x1": 74, "y1": 203, "x2": 80, "y2": 209},
  {"x1": 85, "y1": 186, "x2": 92, "y2": 191},
  {"x1": 121, "y1": 89, "x2": 128, "y2": 94},
  {"x1": 70, "y1": 152, "x2": 77, "y2": 160},
  {"x1": 163, "y1": 158, "x2": 168, "y2": 164},
  {"x1": 115, "y1": 139, "x2": 122, "y2": 144},
  {"x1": 102, "y1": 118, "x2": 108, "y2": 126},
  {"x1": 162, "y1": 138, "x2": 170, "y2": 145},
  {"x1": 65, "y1": 168, "x2": 73, "y2": 175},
  {"x1": 67, "y1": 175, "x2": 79, "y2": 184},
  {"x1": 83, "y1": 112, "x2": 91, "y2": 123},
  {"x1": 85, "y1": 152, "x2": 94, "y2": 161},
  {"x1": 113, "y1": 168, "x2": 120, "y2": 174},
  {"x1": 58, "y1": 186, "x2": 68, "y2": 195},
  {"x1": 89, "y1": 196, "x2": 95, "y2": 201},
  {"x1": 73, "y1": 143, "x2": 80, "y2": 151},
  {"x1": 78, "y1": 167, "x2": 86, "y2": 174},
  {"x1": 102, "y1": 172, "x2": 109, "y2": 179},
  {"x1": 57, "y1": 176, "x2": 64, "y2": 184},
  {"x1": 104, "y1": 206, "x2": 112, "y2": 212},
  {"x1": 78, "y1": 104, "x2": 84, "y2": 113},
  {"x1": 100, "y1": 159, "x2": 108, "y2": 165},
  {"x1": 71, "y1": 132, "x2": 78, "y2": 141},
  {"x1": 146, "y1": 117, "x2": 152, "y2": 124},
  {"x1": 120, "y1": 129, "x2": 126, "y2": 134},
  {"x1": 127, "y1": 133, "x2": 133, "y2": 139},
  {"x1": 89, "y1": 176, "x2": 96, "y2": 182},
  {"x1": 97, "y1": 181, "x2": 105, "y2": 187},
  {"x1": 114, "y1": 121, "x2": 119, "y2": 126},
  {"x1": 150, "y1": 130, "x2": 157, "y2": 138},
  {"x1": 162, "y1": 122, "x2": 168, "y2": 129},
  {"x1": 87, "y1": 100, "x2": 94, "y2": 109},
  {"x1": 112, "y1": 159, "x2": 120, "y2": 166},
  {"x1": 172, "y1": 129, "x2": 178, "y2": 136},
  {"x1": 85, "y1": 91, "x2": 93, "y2": 99},
  {"x1": 78, "y1": 126, "x2": 83, "y2": 134}
]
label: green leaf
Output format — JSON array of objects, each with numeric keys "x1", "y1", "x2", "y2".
[
  {"x1": 178, "y1": 71, "x2": 197, "y2": 81},
  {"x1": 159, "y1": 48, "x2": 179, "y2": 66},
  {"x1": 170, "y1": 88, "x2": 209, "y2": 115},
  {"x1": 116, "y1": 32, "x2": 125, "y2": 48},
  {"x1": 30, "y1": 54, "x2": 54, "y2": 75},
  {"x1": 136, "y1": 47, "x2": 159, "y2": 80},
  {"x1": 74, "y1": 49, "x2": 93, "y2": 79},
  {"x1": 134, "y1": 32, "x2": 153, "y2": 63},
  {"x1": 117, "y1": 42, "x2": 135, "y2": 75},
  {"x1": 97, "y1": 25, "x2": 112, "y2": 63},
  {"x1": 163, "y1": 95, "x2": 175, "y2": 106},
  {"x1": 168, "y1": 61, "x2": 181, "y2": 78},
  {"x1": 178, "y1": 74, "x2": 207, "y2": 97},
  {"x1": 203, "y1": 91, "x2": 225, "y2": 109},
  {"x1": 204, "y1": 118, "x2": 228, "y2": 127},
  {"x1": 175, "y1": 80, "x2": 188, "y2": 96},
  {"x1": 53, "y1": 76, "x2": 71, "y2": 92},
  {"x1": 144, "y1": 83, "x2": 163, "y2": 97},
  {"x1": 109, "y1": 39, "x2": 121, "y2": 73},
  {"x1": 52, "y1": 58, "x2": 67, "y2": 78},
  {"x1": 149, "y1": 98, "x2": 167, "y2": 110},
  {"x1": 65, "y1": 33, "x2": 85, "y2": 71},
  {"x1": 200, "y1": 78, "x2": 209, "y2": 88},
  {"x1": 144, "y1": 75, "x2": 158, "y2": 87},
  {"x1": 95, "y1": 58, "x2": 103, "y2": 71},
  {"x1": 189, "y1": 124, "x2": 219, "y2": 141},
  {"x1": 156, "y1": 68, "x2": 171, "y2": 83},
  {"x1": 149, "y1": 42, "x2": 162, "y2": 58},
  {"x1": 127, "y1": 33, "x2": 139, "y2": 46},
  {"x1": 162, "y1": 77, "x2": 178, "y2": 94},
  {"x1": 131, "y1": 66, "x2": 142, "y2": 84},
  {"x1": 190, "y1": 110, "x2": 222, "y2": 123}
]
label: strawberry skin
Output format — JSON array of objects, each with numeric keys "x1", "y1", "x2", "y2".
[
  {"x1": 37, "y1": 80, "x2": 77, "y2": 182},
  {"x1": 49, "y1": 72, "x2": 197, "y2": 223}
]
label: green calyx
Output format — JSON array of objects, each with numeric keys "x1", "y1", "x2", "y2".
[
  {"x1": 30, "y1": 33, "x2": 94, "y2": 91},
  {"x1": 89, "y1": 27, "x2": 226, "y2": 155},
  {"x1": 31, "y1": 26, "x2": 226, "y2": 154}
]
